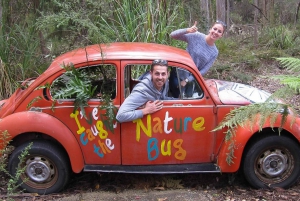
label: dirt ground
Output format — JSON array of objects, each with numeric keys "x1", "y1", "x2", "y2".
[
  {"x1": 56, "y1": 172, "x2": 300, "y2": 201},
  {"x1": 2, "y1": 172, "x2": 300, "y2": 201}
]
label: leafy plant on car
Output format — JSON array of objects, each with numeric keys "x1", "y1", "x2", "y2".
[
  {"x1": 0, "y1": 130, "x2": 32, "y2": 198},
  {"x1": 52, "y1": 63, "x2": 97, "y2": 119},
  {"x1": 99, "y1": 93, "x2": 118, "y2": 133},
  {"x1": 213, "y1": 57, "x2": 300, "y2": 165},
  {"x1": 51, "y1": 62, "x2": 117, "y2": 126}
]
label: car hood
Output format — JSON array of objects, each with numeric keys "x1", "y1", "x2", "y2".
[{"x1": 206, "y1": 79, "x2": 271, "y2": 105}]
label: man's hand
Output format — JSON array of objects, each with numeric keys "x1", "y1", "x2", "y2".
[
  {"x1": 142, "y1": 100, "x2": 163, "y2": 115},
  {"x1": 187, "y1": 21, "x2": 198, "y2": 33}
]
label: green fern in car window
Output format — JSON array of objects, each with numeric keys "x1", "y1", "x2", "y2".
[{"x1": 52, "y1": 63, "x2": 97, "y2": 118}]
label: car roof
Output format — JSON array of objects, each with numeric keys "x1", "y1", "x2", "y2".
[{"x1": 47, "y1": 42, "x2": 196, "y2": 71}]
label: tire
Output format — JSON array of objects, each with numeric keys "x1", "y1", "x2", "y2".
[
  {"x1": 8, "y1": 140, "x2": 71, "y2": 194},
  {"x1": 243, "y1": 135, "x2": 300, "y2": 189}
]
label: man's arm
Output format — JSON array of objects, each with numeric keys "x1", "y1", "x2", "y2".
[
  {"x1": 116, "y1": 92, "x2": 163, "y2": 123},
  {"x1": 116, "y1": 92, "x2": 146, "y2": 123}
]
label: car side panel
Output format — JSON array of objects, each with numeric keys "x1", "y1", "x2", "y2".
[
  {"x1": 0, "y1": 111, "x2": 84, "y2": 173},
  {"x1": 217, "y1": 114, "x2": 300, "y2": 172},
  {"x1": 121, "y1": 103, "x2": 216, "y2": 165},
  {"x1": 43, "y1": 104, "x2": 122, "y2": 165}
]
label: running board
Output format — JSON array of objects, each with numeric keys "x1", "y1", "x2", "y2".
[{"x1": 84, "y1": 163, "x2": 220, "y2": 174}]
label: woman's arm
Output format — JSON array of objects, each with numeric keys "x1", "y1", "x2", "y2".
[{"x1": 170, "y1": 21, "x2": 198, "y2": 42}]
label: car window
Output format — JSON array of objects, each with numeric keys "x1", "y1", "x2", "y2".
[
  {"x1": 50, "y1": 64, "x2": 116, "y2": 100},
  {"x1": 169, "y1": 67, "x2": 204, "y2": 100},
  {"x1": 124, "y1": 64, "x2": 203, "y2": 100}
]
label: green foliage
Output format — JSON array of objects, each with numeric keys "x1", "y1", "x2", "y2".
[
  {"x1": 215, "y1": 38, "x2": 237, "y2": 55},
  {"x1": 100, "y1": 0, "x2": 184, "y2": 44},
  {"x1": 276, "y1": 57, "x2": 300, "y2": 72},
  {"x1": 0, "y1": 131, "x2": 11, "y2": 173},
  {"x1": 260, "y1": 25, "x2": 294, "y2": 50},
  {"x1": 26, "y1": 96, "x2": 42, "y2": 110},
  {"x1": 0, "y1": 22, "x2": 47, "y2": 99},
  {"x1": 235, "y1": 53, "x2": 260, "y2": 69},
  {"x1": 272, "y1": 57, "x2": 300, "y2": 93},
  {"x1": 52, "y1": 63, "x2": 97, "y2": 118},
  {"x1": 255, "y1": 49, "x2": 285, "y2": 60},
  {"x1": 231, "y1": 71, "x2": 253, "y2": 84},
  {"x1": 0, "y1": 130, "x2": 32, "y2": 197},
  {"x1": 7, "y1": 142, "x2": 32, "y2": 196},
  {"x1": 100, "y1": 94, "x2": 118, "y2": 133},
  {"x1": 213, "y1": 102, "x2": 290, "y2": 135},
  {"x1": 0, "y1": 60, "x2": 14, "y2": 100}
]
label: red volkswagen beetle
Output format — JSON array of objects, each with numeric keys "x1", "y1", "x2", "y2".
[{"x1": 0, "y1": 42, "x2": 300, "y2": 194}]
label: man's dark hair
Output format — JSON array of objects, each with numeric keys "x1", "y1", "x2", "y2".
[{"x1": 151, "y1": 59, "x2": 168, "y2": 71}]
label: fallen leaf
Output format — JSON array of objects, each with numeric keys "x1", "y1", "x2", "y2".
[
  {"x1": 290, "y1": 191, "x2": 299, "y2": 196},
  {"x1": 236, "y1": 188, "x2": 246, "y2": 192},
  {"x1": 273, "y1": 186, "x2": 285, "y2": 192}
]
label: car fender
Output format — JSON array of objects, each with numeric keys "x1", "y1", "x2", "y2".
[
  {"x1": 217, "y1": 114, "x2": 300, "y2": 172},
  {"x1": 0, "y1": 111, "x2": 84, "y2": 173}
]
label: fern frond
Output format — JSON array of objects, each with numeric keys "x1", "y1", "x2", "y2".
[
  {"x1": 267, "y1": 86, "x2": 295, "y2": 100},
  {"x1": 226, "y1": 140, "x2": 236, "y2": 165},
  {"x1": 276, "y1": 57, "x2": 300, "y2": 72},
  {"x1": 213, "y1": 102, "x2": 292, "y2": 134},
  {"x1": 271, "y1": 75, "x2": 300, "y2": 91}
]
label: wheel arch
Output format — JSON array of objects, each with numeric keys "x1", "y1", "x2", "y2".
[
  {"x1": 0, "y1": 111, "x2": 84, "y2": 173},
  {"x1": 217, "y1": 124, "x2": 300, "y2": 173}
]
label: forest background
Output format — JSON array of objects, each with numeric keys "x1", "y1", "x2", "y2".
[{"x1": 0, "y1": 0, "x2": 300, "y2": 100}]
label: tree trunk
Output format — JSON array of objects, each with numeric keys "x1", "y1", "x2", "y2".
[
  {"x1": 253, "y1": 0, "x2": 258, "y2": 48},
  {"x1": 1, "y1": 0, "x2": 11, "y2": 35},
  {"x1": 216, "y1": 0, "x2": 226, "y2": 22},
  {"x1": 226, "y1": 0, "x2": 230, "y2": 36},
  {"x1": 295, "y1": 1, "x2": 300, "y2": 24},
  {"x1": 200, "y1": 0, "x2": 210, "y2": 31},
  {"x1": 267, "y1": 0, "x2": 275, "y2": 25},
  {"x1": 261, "y1": 0, "x2": 267, "y2": 25}
]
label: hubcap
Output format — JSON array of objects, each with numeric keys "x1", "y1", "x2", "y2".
[
  {"x1": 25, "y1": 156, "x2": 55, "y2": 183},
  {"x1": 261, "y1": 152, "x2": 287, "y2": 177},
  {"x1": 255, "y1": 148, "x2": 294, "y2": 184}
]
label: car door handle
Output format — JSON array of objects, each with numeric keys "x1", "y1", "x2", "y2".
[{"x1": 172, "y1": 104, "x2": 183, "y2": 107}]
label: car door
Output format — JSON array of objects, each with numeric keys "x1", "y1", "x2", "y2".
[
  {"x1": 120, "y1": 60, "x2": 216, "y2": 165},
  {"x1": 47, "y1": 62, "x2": 121, "y2": 165}
]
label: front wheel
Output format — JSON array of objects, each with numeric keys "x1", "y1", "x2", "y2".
[
  {"x1": 243, "y1": 135, "x2": 300, "y2": 189},
  {"x1": 8, "y1": 140, "x2": 70, "y2": 194}
]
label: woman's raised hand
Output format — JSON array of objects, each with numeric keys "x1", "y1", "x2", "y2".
[{"x1": 187, "y1": 21, "x2": 198, "y2": 33}]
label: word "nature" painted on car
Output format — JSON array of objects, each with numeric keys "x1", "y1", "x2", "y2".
[{"x1": 133, "y1": 111, "x2": 206, "y2": 161}]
